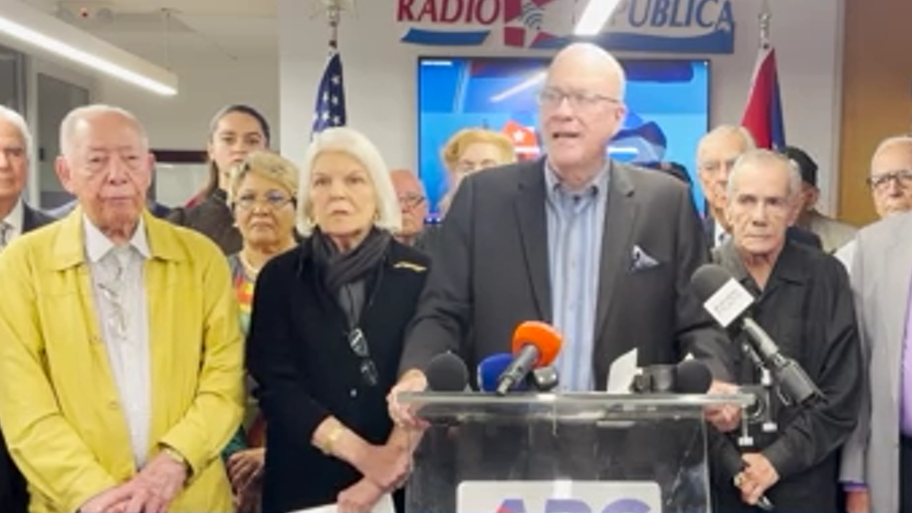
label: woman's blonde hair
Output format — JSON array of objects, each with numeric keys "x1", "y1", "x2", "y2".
[
  {"x1": 441, "y1": 128, "x2": 517, "y2": 171},
  {"x1": 227, "y1": 150, "x2": 299, "y2": 207},
  {"x1": 297, "y1": 127, "x2": 402, "y2": 237}
]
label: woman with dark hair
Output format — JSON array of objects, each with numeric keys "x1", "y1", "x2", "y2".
[
  {"x1": 168, "y1": 104, "x2": 271, "y2": 254},
  {"x1": 247, "y1": 127, "x2": 429, "y2": 513}
]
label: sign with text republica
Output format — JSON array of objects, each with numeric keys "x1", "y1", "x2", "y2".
[{"x1": 396, "y1": 0, "x2": 735, "y2": 53}]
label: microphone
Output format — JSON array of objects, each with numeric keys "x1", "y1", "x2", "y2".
[
  {"x1": 477, "y1": 354, "x2": 527, "y2": 392},
  {"x1": 690, "y1": 264, "x2": 823, "y2": 407},
  {"x1": 674, "y1": 359, "x2": 713, "y2": 394},
  {"x1": 629, "y1": 359, "x2": 712, "y2": 394},
  {"x1": 715, "y1": 438, "x2": 774, "y2": 511},
  {"x1": 478, "y1": 355, "x2": 559, "y2": 392},
  {"x1": 425, "y1": 352, "x2": 469, "y2": 392},
  {"x1": 495, "y1": 321, "x2": 562, "y2": 396},
  {"x1": 530, "y1": 365, "x2": 560, "y2": 392}
]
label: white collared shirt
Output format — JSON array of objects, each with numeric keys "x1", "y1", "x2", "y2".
[
  {"x1": 713, "y1": 220, "x2": 730, "y2": 248},
  {"x1": 0, "y1": 199, "x2": 24, "y2": 249},
  {"x1": 84, "y1": 215, "x2": 152, "y2": 468}
]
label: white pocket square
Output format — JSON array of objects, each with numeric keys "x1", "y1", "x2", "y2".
[{"x1": 630, "y1": 245, "x2": 660, "y2": 271}]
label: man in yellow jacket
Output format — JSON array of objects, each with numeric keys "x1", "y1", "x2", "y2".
[{"x1": 0, "y1": 104, "x2": 244, "y2": 513}]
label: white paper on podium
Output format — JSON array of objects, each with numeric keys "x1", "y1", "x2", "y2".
[
  {"x1": 291, "y1": 492, "x2": 396, "y2": 513},
  {"x1": 604, "y1": 348, "x2": 638, "y2": 393}
]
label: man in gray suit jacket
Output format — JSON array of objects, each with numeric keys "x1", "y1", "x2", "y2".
[
  {"x1": 841, "y1": 210, "x2": 912, "y2": 513},
  {"x1": 389, "y1": 44, "x2": 736, "y2": 427}
]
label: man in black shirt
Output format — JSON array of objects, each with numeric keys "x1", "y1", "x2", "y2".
[{"x1": 710, "y1": 149, "x2": 861, "y2": 512}]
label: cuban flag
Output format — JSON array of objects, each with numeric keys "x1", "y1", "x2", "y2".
[
  {"x1": 741, "y1": 42, "x2": 785, "y2": 149},
  {"x1": 312, "y1": 51, "x2": 346, "y2": 136}
]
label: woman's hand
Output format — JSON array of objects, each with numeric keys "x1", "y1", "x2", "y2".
[{"x1": 337, "y1": 478, "x2": 385, "y2": 513}]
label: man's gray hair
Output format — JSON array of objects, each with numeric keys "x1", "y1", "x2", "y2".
[
  {"x1": 297, "y1": 127, "x2": 402, "y2": 236},
  {"x1": 0, "y1": 105, "x2": 33, "y2": 161},
  {"x1": 59, "y1": 104, "x2": 149, "y2": 158},
  {"x1": 870, "y1": 135, "x2": 912, "y2": 174},
  {"x1": 726, "y1": 149, "x2": 802, "y2": 201},
  {"x1": 697, "y1": 124, "x2": 756, "y2": 162}
]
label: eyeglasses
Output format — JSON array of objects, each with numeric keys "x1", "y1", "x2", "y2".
[
  {"x1": 235, "y1": 190, "x2": 295, "y2": 210},
  {"x1": 867, "y1": 169, "x2": 912, "y2": 191},
  {"x1": 700, "y1": 158, "x2": 739, "y2": 174},
  {"x1": 348, "y1": 328, "x2": 379, "y2": 387},
  {"x1": 398, "y1": 193, "x2": 426, "y2": 210},
  {"x1": 537, "y1": 88, "x2": 620, "y2": 111}
]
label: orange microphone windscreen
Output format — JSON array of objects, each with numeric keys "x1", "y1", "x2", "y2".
[{"x1": 510, "y1": 321, "x2": 562, "y2": 367}]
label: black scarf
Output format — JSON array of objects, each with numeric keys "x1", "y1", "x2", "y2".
[{"x1": 311, "y1": 227, "x2": 391, "y2": 294}]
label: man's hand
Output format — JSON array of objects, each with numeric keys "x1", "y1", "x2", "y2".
[
  {"x1": 78, "y1": 485, "x2": 135, "y2": 513},
  {"x1": 337, "y1": 478, "x2": 385, "y2": 513},
  {"x1": 705, "y1": 380, "x2": 742, "y2": 432},
  {"x1": 354, "y1": 442, "x2": 411, "y2": 492},
  {"x1": 120, "y1": 451, "x2": 189, "y2": 513},
  {"x1": 386, "y1": 369, "x2": 428, "y2": 429},
  {"x1": 735, "y1": 452, "x2": 779, "y2": 506},
  {"x1": 227, "y1": 448, "x2": 264, "y2": 493},
  {"x1": 844, "y1": 489, "x2": 870, "y2": 513}
]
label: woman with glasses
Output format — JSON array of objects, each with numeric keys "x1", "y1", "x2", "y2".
[
  {"x1": 168, "y1": 104, "x2": 271, "y2": 254},
  {"x1": 247, "y1": 127, "x2": 430, "y2": 513},
  {"x1": 222, "y1": 150, "x2": 300, "y2": 512}
]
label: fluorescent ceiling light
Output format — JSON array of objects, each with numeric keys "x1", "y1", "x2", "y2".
[
  {"x1": 574, "y1": 0, "x2": 622, "y2": 36},
  {"x1": 0, "y1": 0, "x2": 177, "y2": 96}
]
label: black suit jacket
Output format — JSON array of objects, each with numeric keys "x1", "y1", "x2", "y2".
[
  {"x1": 247, "y1": 239, "x2": 430, "y2": 512},
  {"x1": 22, "y1": 204, "x2": 54, "y2": 232},
  {"x1": 399, "y1": 159, "x2": 734, "y2": 387},
  {"x1": 702, "y1": 216, "x2": 822, "y2": 251},
  {"x1": 0, "y1": 202, "x2": 51, "y2": 513}
]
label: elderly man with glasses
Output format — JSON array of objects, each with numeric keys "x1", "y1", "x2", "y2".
[
  {"x1": 0, "y1": 105, "x2": 244, "y2": 513},
  {"x1": 390, "y1": 43, "x2": 737, "y2": 432},
  {"x1": 839, "y1": 135, "x2": 912, "y2": 513},
  {"x1": 390, "y1": 169, "x2": 428, "y2": 247},
  {"x1": 836, "y1": 136, "x2": 912, "y2": 269}
]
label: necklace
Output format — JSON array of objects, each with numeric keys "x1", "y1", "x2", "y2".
[{"x1": 239, "y1": 252, "x2": 260, "y2": 279}]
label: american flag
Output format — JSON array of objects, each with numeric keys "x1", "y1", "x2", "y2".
[{"x1": 312, "y1": 51, "x2": 347, "y2": 135}]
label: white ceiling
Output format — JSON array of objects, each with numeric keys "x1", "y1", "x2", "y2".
[{"x1": 20, "y1": 0, "x2": 280, "y2": 64}]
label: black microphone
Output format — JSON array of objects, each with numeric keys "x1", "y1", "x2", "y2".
[
  {"x1": 713, "y1": 436, "x2": 774, "y2": 511},
  {"x1": 629, "y1": 359, "x2": 712, "y2": 394},
  {"x1": 674, "y1": 359, "x2": 713, "y2": 393},
  {"x1": 690, "y1": 264, "x2": 823, "y2": 407},
  {"x1": 425, "y1": 352, "x2": 469, "y2": 392}
]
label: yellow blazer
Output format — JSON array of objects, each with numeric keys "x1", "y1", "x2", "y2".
[{"x1": 0, "y1": 208, "x2": 244, "y2": 513}]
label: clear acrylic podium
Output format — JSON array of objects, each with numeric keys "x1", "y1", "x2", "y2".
[{"x1": 398, "y1": 392, "x2": 752, "y2": 513}]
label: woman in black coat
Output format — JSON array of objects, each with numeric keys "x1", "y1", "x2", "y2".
[{"x1": 247, "y1": 126, "x2": 429, "y2": 513}]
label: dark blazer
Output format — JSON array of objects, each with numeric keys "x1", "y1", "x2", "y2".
[
  {"x1": 0, "y1": 202, "x2": 52, "y2": 513},
  {"x1": 399, "y1": 159, "x2": 735, "y2": 387},
  {"x1": 22, "y1": 204, "x2": 54, "y2": 232},
  {"x1": 167, "y1": 189, "x2": 241, "y2": 255},
  {"x1": 247, "y1": 239, "x2": 430, "y2": 513},
  {"x1": 702, "y1": 216, "x2": 823, "y2": 251}
]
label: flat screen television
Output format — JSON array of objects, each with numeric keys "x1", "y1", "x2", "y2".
[{"x1": 417, "y1": 56, "x2": 710, "y2": 218}]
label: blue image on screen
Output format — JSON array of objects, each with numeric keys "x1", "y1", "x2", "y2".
[{"x1": 417, "y1": 56, "x2": 710, "y2": 218}]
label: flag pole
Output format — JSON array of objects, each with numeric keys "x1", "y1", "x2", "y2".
[
  {"x1": 327, "y1": 0, "x2": 340, "y2": 52},
  {"x1": 758, "y1": 0, "x2": 771, "y2": 49}
]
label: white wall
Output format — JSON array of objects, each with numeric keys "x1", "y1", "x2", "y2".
[
  {"x1": 97, "y1": 53, "x2": 279, "y2": 205},
  {"x1": 278, "y1": 0, "x2": 845, "y2": 213},
  {"x1": 98, "y1": 54, "x2": 280, "y2": 151}
]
